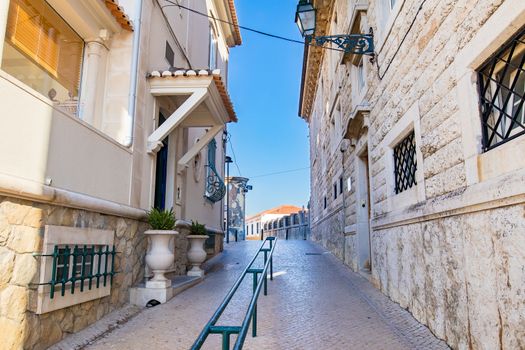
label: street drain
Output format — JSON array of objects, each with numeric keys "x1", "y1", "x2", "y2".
[{"x1": 305, "y1": 252, "x2": 322, "y2": 256}]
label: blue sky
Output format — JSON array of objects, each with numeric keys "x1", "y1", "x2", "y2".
[{"x1": 227, "y1": 1, "x2": 310, "y2": 216}]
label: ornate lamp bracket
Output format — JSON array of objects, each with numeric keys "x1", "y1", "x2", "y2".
[{"x1": 309, "y1": 28, "x2": 375, "y2": 57}]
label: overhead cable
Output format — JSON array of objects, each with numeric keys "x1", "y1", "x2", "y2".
[
  {"x1": 161, "y1": 0, "x2": 346, "y2": 52},
  {"x1": 248, "y1": 167, "x2": 311, "y2": 179}
]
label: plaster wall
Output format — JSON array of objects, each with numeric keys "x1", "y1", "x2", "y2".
[{"x1": 0, "y1": 74, "x2": 133, "y2": 206}]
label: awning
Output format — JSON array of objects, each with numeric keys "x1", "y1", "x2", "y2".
[{"x1": 147, "y1": 69, "x2": 237, "y2": 167}]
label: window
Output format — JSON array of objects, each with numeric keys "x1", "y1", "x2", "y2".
[
  {"x1": 323, "y1": 196, "x2": 327, "y2": 209},
  {"x1": 56, "y1": 246, "x2": 97, "y2": 282},
  {"x1": 209, "y1": 26, "x2": 218, "y2": 70},
  {"x1": 357, "y1": 57, "x2": 365, "y2": 91},
  {"x1": 333, "y1": 183, "x2": 337, "y2": 200},
  {"x1": 165, "y1": 41, "x2": 174, "y2": 67},
  {"x1": 477, "y1": 27, "x2": 525, "y2": 151},
  {"x1": 2, "y1": 0, "x2": 84, "y2": 116},
  {"x1": 393, "y1": 131, "x2": 417, "y2": 194},
  {"x1": 339, "y1": 176, "x2": 343, "y2": 194},
  {"x1": 33, "y1": 225, "x2": 114, "y2": 314}
]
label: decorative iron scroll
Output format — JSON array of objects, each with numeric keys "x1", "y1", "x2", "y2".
[
  {"x1": 314, "y1": 34, "x2": 374, "y2": 55},
  {"x1": 205, "y1": 165, "x2": 226, "y2": 203}
]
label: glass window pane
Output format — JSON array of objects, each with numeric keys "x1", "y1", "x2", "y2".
[{"x1": 2, "y1": 0, "x2": 84, "y2": 116}]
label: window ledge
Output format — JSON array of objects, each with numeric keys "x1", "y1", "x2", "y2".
[
  {"x1": 372, "y1": 166, "x2": 525, "y2": 230},
  {"x1": 478, "y1": 136, "x2": 525, "y2": 182}
]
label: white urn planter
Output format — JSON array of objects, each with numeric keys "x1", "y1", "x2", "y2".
[
  {"x1": 187, "y1": 235, "x2": 209, "y2": 277},
  {"x1": 145, "y1": 230, "x2": 178, "y2": 288}
]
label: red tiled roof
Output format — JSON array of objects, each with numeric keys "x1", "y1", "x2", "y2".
[
  {"x1": 102, "y1": 0, "x2": 134, "y2": 31},
  {"x1": 147, "y1": 69, "x2": 237, "y2": 123},
  {"x1": 247, "y1": 205, "x2": 303, "y2": 220},
  {"x1": 228, "y1": 0, "x2": 242, "y2": 45}
]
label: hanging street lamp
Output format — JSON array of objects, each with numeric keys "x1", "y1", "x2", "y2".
[
  {"x1": 295, "y1": 0, "x2": 374, "y2": 56},
  {"x1": 295, "y1": 0, "x2": 316, "y2": 37}
]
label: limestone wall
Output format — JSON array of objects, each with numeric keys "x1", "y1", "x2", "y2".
[
  {"x1": 0, "y1": 196, "x2": 148, "y2": 350},
  {"x1": 372, "y1": 205, "x2": 525, "y2": 349},
  {"x1": 304, "y1": 0, "x2": 525, "y2": 348}
]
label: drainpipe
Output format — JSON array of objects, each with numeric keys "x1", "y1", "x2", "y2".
[{"x1": 123, "y1": 0, "x2": 143, "y2": 147}]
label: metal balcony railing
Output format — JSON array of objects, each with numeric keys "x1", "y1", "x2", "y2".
[
  {"x1": 191, "y1": 237, "x2": 277, "y2": 350},
  {"x1": 204, "y1": 164, "x2": 226, "y2": 203}
]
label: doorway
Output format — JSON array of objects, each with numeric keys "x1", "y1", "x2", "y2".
[
  {"x1": 356, "y1": 147, "x2": 372, "y2": 272},
  {"x1": 154, "y1": 113, "x2": 169, "y2": 210}
]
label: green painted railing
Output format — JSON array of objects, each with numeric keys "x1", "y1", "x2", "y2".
[
  {"x1": 191, "y1": 237, "x2": 277, "y2": 350},
  {"x1": 33, "y1": 244, "x2": 117, "y2": 298}
]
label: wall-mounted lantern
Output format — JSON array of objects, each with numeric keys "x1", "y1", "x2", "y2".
[{"x1": 295, "y1": 0, "x2": 374, "y2": 56}]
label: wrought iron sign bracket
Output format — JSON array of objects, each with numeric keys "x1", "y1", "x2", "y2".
[{"x1": 308, "y1": 28, "x2": 375, "y2": 57}]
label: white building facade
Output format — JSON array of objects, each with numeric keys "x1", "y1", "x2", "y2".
[{"x1": 0, "y1": 0, "x2": 241, "y2": 348}]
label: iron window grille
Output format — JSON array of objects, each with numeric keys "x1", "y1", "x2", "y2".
[
  {"x1": 393, "y1": 131, "x2": 417, "y2": 194},
  {"x1": 34, "y1": 244, "x2": 117, "y2": 299},
  {"x1": 477, "y1": 27, "x2": 525, "y2": 151}
]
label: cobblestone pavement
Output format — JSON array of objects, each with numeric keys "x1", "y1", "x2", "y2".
[{"x1": 86, "y1": 240, "x2": 449, "y2": 350}]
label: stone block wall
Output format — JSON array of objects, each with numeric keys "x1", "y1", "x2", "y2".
[
  {"x1": 372, "y1": 205, "x2": 525, "y2": 349},
  {"x1": 0, "y1": 196, "x2": 148, "y2": 349},
  {"x1": 304, "y1": 0, "x2": 525, "y2": 348}
]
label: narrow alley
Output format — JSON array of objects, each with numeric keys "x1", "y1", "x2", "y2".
[{"x1": 77, "y1": 240, "x2": 448, "y2": 350}]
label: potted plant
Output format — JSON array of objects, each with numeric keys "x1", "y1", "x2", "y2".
[
  {"x1": 186, "y1": 220, "x2": 209, "y2": 277},
  {"x1": 144, "y1": 208, "x2": 178, "y2": 288}
]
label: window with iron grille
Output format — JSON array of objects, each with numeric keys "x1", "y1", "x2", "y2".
[
  {"x1": 393, "y1": 131, "x2": 417, "y2": 194},
  {"x1": 477, "y1": 27, "x2": 525, "y2": 151}
]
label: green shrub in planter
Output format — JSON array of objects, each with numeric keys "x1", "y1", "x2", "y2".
[
  {"x1": 190, "y1": 220, "x2": 207, "y2": 235},
  {"x1": 147, "y1": 208, "x2": 176, "y2": 230}
]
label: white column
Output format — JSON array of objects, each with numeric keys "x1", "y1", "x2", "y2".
[
  {"x1": 79, "y1": 41, "x2": 105, "y2": 125},
  {"x1": 0, "y1": 0, "x2": 11, "y2": 64}
]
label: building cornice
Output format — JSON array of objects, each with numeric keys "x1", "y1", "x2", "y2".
[
  {"x1": 0, "y1": 173, "x2": 146, "y2": 220},
  {"x1": 298, "y1": 0, "x2": 336, "y2": 121}
]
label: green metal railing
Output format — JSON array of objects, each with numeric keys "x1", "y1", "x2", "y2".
[
  {"x1": 33, "y1": 244, "x2": 117, "y2": 299},
  {"x1": 191, "y1": 237, "x2": 277, "y2": 350}
]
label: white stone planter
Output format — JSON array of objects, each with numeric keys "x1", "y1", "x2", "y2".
[
  {"x1": 186, "y1": 235, "x2": 209, "y2": 277},
  {"x1": 144, "y1": 230, "x2": 178, "y2": 288}
]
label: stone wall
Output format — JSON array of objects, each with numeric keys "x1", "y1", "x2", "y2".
[
  {"x1": 263, "y1": 224, "x2": 310, "y2": 241},
  {"x1": 372, "y1": 205, "x2": 525, "y2": 349},
  {"x1": 303, "y1": 0, "x2": 525, "y2": 348},
  {"x1": 0, "y1": 196, "x2": 148, "y2": 349}
]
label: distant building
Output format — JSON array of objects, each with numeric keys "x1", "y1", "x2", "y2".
[
  {"x1": 0, "y1": 0, "x2": 241, "y2": 347},
  {"x1": 225, "y1": 176, "x2": 250, "y2": 241},
  {"x1": 246, "y1": 205, "x2": 309, "y2": 240}
]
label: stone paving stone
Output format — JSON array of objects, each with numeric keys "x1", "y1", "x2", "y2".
[{"x1": 86, "y1": 240, "x2": 449, "y2": 350}]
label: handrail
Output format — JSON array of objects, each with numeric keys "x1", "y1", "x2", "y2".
[{"x1": 191, "y1": 237, "x2": 277, "y2": 350}]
